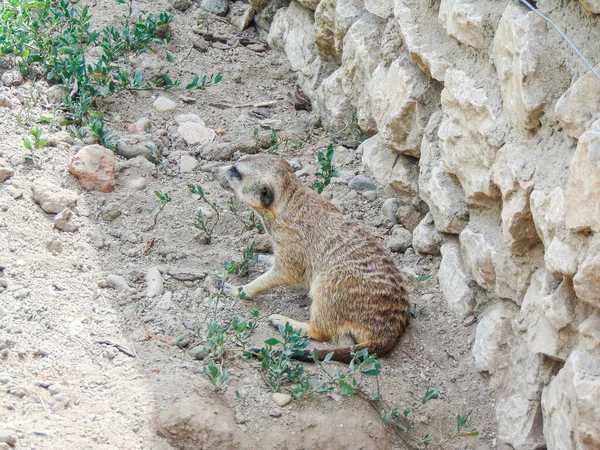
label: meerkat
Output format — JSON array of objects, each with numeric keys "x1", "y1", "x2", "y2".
[{"x1": 213, "y1": 154, "x2": 409, "y2": 363}]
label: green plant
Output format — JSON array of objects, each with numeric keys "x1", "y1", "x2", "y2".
[
  {"x1": 88, "y1": 111, "x2": 115, "y2": 150},
  {"x1": 23, "y1": 125, "x2": 47, "y2": 161},
  {"x1": 188, "y1": 184, "x2": 220, "y2": 244},
  {"x1": 314, "y1": 144, "x2": 341, "y2": 194},
  {"x1": 15, "y1": 86, "x2": 38, "y2": 126},
  {"x1": 226, "y1": 197, "x2": 265, "y2": 233},
  {"x1": 409, "y1": 303, "x2": 427, "y2": 319},
  {"x1": 151, "y1": 190, "x2": 171, "y2": 229}
]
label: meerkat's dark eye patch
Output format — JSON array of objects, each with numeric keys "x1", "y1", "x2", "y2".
[
  {"x1": 229, "y1": 166, "x2": 242, "y2": 179},
  {"x1": 260, "y1": 185, "x2": 274, "y2": 207}
]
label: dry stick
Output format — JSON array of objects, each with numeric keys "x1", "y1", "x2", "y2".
[{"x1": 519, "y1": 0, "x2": 600, "y2": 81}]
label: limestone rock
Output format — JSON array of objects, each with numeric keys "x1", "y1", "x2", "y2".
[
  {"x1": 530, "y1": 187, "x2": 565, "y2": 248},
  {"x1": 412, "y1": 213, "x2": 443, "y2": 255},
  {"x1": 268, "y1": 1, "x2": 318, "y2": 81},
  {"x1": 395, "y1": 202, "x2": 421, "y2": 232},
  {"x1": 360, "y1": 134, "x2": 419, "y2": 200},
  {"x1": 229, "y1": 2, "x2": 255, "y2": 30},
  {"x1": 179, "y1": 154, "x2": 198, "y2": 173},
  {"x1": 381, "y1": 198, "x2": 401, "y2": 224},
  {"x1": 493, "y1": 3, "x2": 547, "y2": 129},
  {"x1": 574, "y1": 234, "x2": 600, "y2": 308},
  {"x1": 580, "y1": 0, "x2": 600, "y2": 14},
  {"x1": 341, "y1": 14, "x2": 385, "y2": 133},
  {"x1": 364, "y1": 0, "x2": 393, "y2": 19},
  {"x1": 314, "y1": 0, "x2": 364, "y2": 61},
  {"x1": 438, "y1": 69, "x2": 502, "y2": 204},
  {"x1": 131, "y1": 53, "x2": 167, "y2": 81},
  {"x1": 53, "y1": 209, "x2": 81, "y2": 233},
  {"x1": 368, "y1": 56, "x2": 439, "y2": 157},
  {"x1": 491, "y1": 146, "x2": 540, "y2": 255},
  {"x1": 385, "y1": 226, "x2": 413, "y2": 253},
  {"x1": 545, "y1": 237, "x2": 579, "y2": 277},
  {"x1": 439, "y1": 239, "x2": 476, "y2": 317},
  {"x1": 32, "y1": 180, "x2": 78, "y2": 214},
  {"x1": 153, "y1": 96, "x2": 177, "y2": 112},
  {"x1": 126, "y1": 117, "x2": 151, "y2": 135},
  {"x1": 565, "y1": 119, "x2": 600, "y2": 233},
  {"x1": 199, "y1": 142, "x2": 235, "y2": 161},
  {"x1": 314, "y1": 68, "x2": 353, "y2": 130},
  {"x1": 419, "y1": 111, "x2": 469, "y2": 234},
  {"x1": 541, "y1": 313, "x2": 600, "y2": 450},
  {"x1": 438, "y1": 0, "x2": 486, "y2": 49},
  {"x1": 555, "y1": 64, "x2": 600, "y2": 139},
  {"x1": 201, "y1": 0, "x2": 229, "y2": 16},
  {"x1": 115, "y1": 136, "x2": 159, "y2": 163},
  {"x1": 459, "y1": 227, "x2": 496, "y2": 291},
  {"x1": 146, "y1": 267, "x2": 164, "y2": 297},
  {"x1": 68, "y1": 144, "x2": 116, "y2": 192},
  {"x1": 394, "y1": 0, "x2": 452, "y2": 81},
  {"x1": 178, "y1": 122, "x2": 216, "y2": 147},
  {"x1": 175, "y1": 114, "x2": 205, "y2": 126},
  {"x1": 0, "y1": 167, "x2": 14, "y2": 183},
  {"x1": 297, "y1": 0, "x2": 319, "y2": 10}
]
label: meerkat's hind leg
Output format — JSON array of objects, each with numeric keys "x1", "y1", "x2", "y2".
[
  {"x1": 268, "y1": 314, "x2": 328, "y2": 342},
  {"x1": 257, "y1": 254, "x2": 275, "y2": 269}
]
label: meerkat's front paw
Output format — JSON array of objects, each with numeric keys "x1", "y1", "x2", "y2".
[
  {"x1": 268, "y1": 314, "x2": 287, "y2": 329},
  {"x1": 210, "y1": 276, "x2": 237, "y2": 297}
]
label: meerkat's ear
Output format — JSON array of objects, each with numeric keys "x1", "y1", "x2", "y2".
[{"x1": 260, "y1": 185, "x2": 274, "y2": 207}]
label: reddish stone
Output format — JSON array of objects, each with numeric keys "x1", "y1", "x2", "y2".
[{"x1": 68, "y1": 145, "x2": 116, "y2": 192}]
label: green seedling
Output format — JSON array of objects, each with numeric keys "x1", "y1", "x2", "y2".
[
  {"x1": 151, "y1": 190, "x2": 171, "y2": 229},
  {"x1": 227, "y1": 197, "x2": 265, "y2": 233},
  {"x1": 23, "y1": 126, "x2": 47, "y2": 161},
  {"x1": 188, "y1": 184, "x2": 220, "y2": 244},
  {"x1": 314, "y1": 144, "x2": 341, "y2": 194},
  {"x1": 88, "y1": 111, "x2": 115, "y2": 150}
]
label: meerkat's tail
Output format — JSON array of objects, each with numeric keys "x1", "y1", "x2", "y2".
[{"x1": 292, "y1": 341, "x2": 390, "y2": 364}]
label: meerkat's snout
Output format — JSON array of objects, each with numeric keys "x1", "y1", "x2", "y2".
[{"x1": 212, "y1": 164, "x2": 240, "y2": 192}]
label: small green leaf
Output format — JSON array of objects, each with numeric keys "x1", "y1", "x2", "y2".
[
  {"x1": 23, "y1": 140, "x2": 32, "y2": 150},
  {"x1": 264, "y1": 337, "x2": 281, "y2": 346},
  {"x1": 459, "y1": 431, "x2": 479, "y2": 438},
  {"x1": 416, "y1": 274, "x2": 433, "y2": 282},
  {"x1": 361, "y1": 368, "x2": 381, "y2": 377},
  {"x1": 338, "y1": 379, "x2": 356, "y2": 395},
  {"x1": 323, "y1": 352, "x2": 334, "y2": 363},
  {"x1": 165, "y1": 51, "x2": 174, "y2": 62},
  {"x1": 422, "y1": 387, "x2": 439, "y2": 404}
]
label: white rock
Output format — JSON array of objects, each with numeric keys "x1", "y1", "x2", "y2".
[
  {"x1": 146, "y1": 267, "x2": 164, "y2": 297},
  {"x1": 153, "y1": 96, "x2": 177, "y2": 112},
  {"x1": 180, "y1": 154, "x2": 198, "y2": 173},
  {"x1": 229, "y1": 3, "x2": 255, "y2": 30},
  {"x1": 53, "y1": 209, "x2": 81, "y2": 233},
  {"x1": 573, "y1": 234, "x2": 600, "y2": 308},
  {"x1": 438, "y1": 69, "x2": 502, "y2": 204},
  {"x1": 360, "y1": 134, "x2": 418, "y2": 200},
  {"x1": 530, "y1": 187, "x2": 565, "y2": 248},
  {"x1": 419, "y1": 111, "x2": 469, "y2": 234},
  {"x1": 0, "y1": 167, "x2": 14, "y2": 183},
  {"x1": 438, "y1": 0, "x2": 486, "y2": 48},
  {"x1": 580, "y1": 0, "x2": 600, "y2": 14},
  {"x1": 565, "y1": 119, "x2": 600, "y2": 233},
  {"x1": 412, "y1": 213, "x2": 443, "y2": 255},
  {"x1": 314, "y1": 68, "x2": 353, "y2": 130},
  {"x1": 314, "y1": 0, "x2": 364, "y2": 61},
  {"x1": 439, "y1": 239, "x2": 476, "y2": 318},
  {"x1": 545, "y1": 237, "x2": 578, "y2": 277},
  {"x1": 381, "y1": 198, "x2": 401, "y2": 224},
  {"x1": 541, "y1": 313, "x2": 600, "y2": 450},
  {"x1": 32, "y1": 180, "x2": 78, "y2": 214},
  {"x1": 106, "y1": 274, "x2": 131, "y2": 291},
  {"x1": 364, "y1": 0, "x2": 393, "y2": 18},
  {"x1": 555, "y1": 63, "x2": 600, "y2": 139},
  {"x1": 272, "y1": 392, "x2": 292, "y2": 407},
  {"x1": 175, "y1": 114, "x2": 205, "y2": 126},
  {"x1": 493, "y1": 3, "x2": 547, "y2": 129},
  {"x1": 459, "y1": 227, "x2": 496, "y2": 292},
  {"x1": 178, "y1": 123, "x2": 216, "y2": 147}
]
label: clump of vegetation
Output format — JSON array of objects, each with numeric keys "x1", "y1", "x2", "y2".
[
  {"x1": 23, "y1": 125, "x2": 47, "y2": 161},
  {"x1": 88, "y1": 111, "x2": 116, "y2": 150},
  {"x1": 188, "y1": 184, "x2": 220, "y2": 244},
  {"x1": 314, "y1": 144, "x2": 341, "y2": 194},
  {"x1": 151, "y1": 190, "x2": 171, "y2": 229},
  {"x1": 227, "y1": 197, "x2": 265, "y2": 233}
]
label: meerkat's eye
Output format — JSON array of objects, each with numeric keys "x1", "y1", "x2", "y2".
[{"x1": 229, "y1": 166, "x2": 242, "y2": 179}]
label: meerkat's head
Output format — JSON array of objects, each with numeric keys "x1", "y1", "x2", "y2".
[{"x1": 213, "y1": 154, "x2": 296, "y2": 215}]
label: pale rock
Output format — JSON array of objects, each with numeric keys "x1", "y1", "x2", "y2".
[
  {"x1": 545, "y1": 237, "x2": 578, "y2": 277},
  {"x1": 46, "y1": 236, "x2": 63, "y2": 254},
  {"x1": 381, "y1": 198, "x2": 401, "y2": 224},
  {"x1": 491, "y1": 146, "x2": 540, "y2": 255},
  {"x1": 68, "y1": 144, "x2": 116, "y2": 192},
  {"x1": 368, "y1": 56, "x2": 437, "y2": 157},
  {"x1": 153, "y1": 96, "x2": 177, "y2": 112},
  {"x1": 459, "y1": 227, "x2": 496, "y2": 291},
  {"x1": 364, "y1": 0, "x2": 393, "y2": 19},
  {"x1": 157, "y1": 291, "x2": 173, "y2": 310},
  {"x1": 394, "y1": 0, "x2": 452, "y2": 81},
  {"x1": 543, "y1": 280, "x2": 579, "y2": 332},
  {"x1": 555, "y1": 64, "x2": 600, "y2": 139},
  {"x1": 201, "y1": 0, "x2": 229, "y2": 16},
  {"x1": 32, "y1": 180, "x2": 78, "y2": 214},
  {"x1": 565, "y1": 119, "x2": 600, "y2": 233},
  {"x1": 348, "y1": 175, "x2": 375, "y2": 192},
  {"x1": 53, "y1": 209, "x2": 81, "y2": 233},
  {"x1": 530, "y1": 187, "x2": 565, "y2": 248},
  {"x1": 439, "y1": 239, "x2": 476, "y2": 317},
  {"x1": 272, "y1": 392, "x2": 293, "y2": 406},
  {"x1": 115, "y1": 136, "x2": 159, "y2": 163},
  {"x1": 362, "y1": 190, "x2": 377, "y2": 202},
  {"x1": 175, "y1": 114, "x2": 205, "y2": 126},
  {"x1": 438, "y1": 0, "x2": 486, "y2": 48},
  {"x1": 199, "y1": 142, "x2": 235, "y2": 161},
  {"x1": 580, "y1": 0, "x2": 600, "y2": 14},
  {"x1": 412, "y1": 213, "x2": 443, "y2": 255},
  {"x1": 102, "y1": 202, "x2": 121, "y2": 222},
  {"x1": 473, "y1": 301, "x2": 552, "y2": 450},
  {"x1": 229, "y1": 3, "x2": 255, "y2": 31},
  {"x1": 0, "y1": 167, "x2": 14, "y2": 183},
  {"x1": 180, "y1": 154, "x2": 199, "y2": 173},
  {"x1": 573, "y1": 234, "x2": 600, "y2": 308},
  {"x1": 438, "y1": 69, "x2": 502, "y2": 204},
  {"x1": 341, "y1": 14, "x2": 385, "y2": 132},
  {"x1": 128, "y1": 177, "x2": 146, "y2": 191},
  {"x1": 131, "y1": 53, "x2": 167, "y2": 81},
  {"x1": 314, "y1": 0, "x2": 364, "y2": 61},
  {"x1": 520, "y1": 268, "x2": 574, "y2": 361},
  {"x1": 268, "y1": 1, "x2": 318, "y2": 82},
  {"x1": 395, "y1": 203, "x2": 421, "y2": 232},
  {"x1": 385, "y1": 226, "x2": 412, "y2": 253},
  {"x1": 297, "y1": 0, "x2": 319, "y2": 10},
  {"x1": 126, "y1": 117, "x2": 151, "y2": 134},
  {"x1": 106, "y1": 274, "x2": 131, "y2": 291},
  {"x1": 314, "y1": 68, "x2": 353, "y2": 130},
  {"x1": 360, "y1": 134, "x2": 418, "y2": 200},
  {"x1": 178, "y1": 122, "x2": 216, "y2": 147},
  {"x1": 419, "y1": 111, "x2": 469, "y2": 234},
  {"x1": 493, "y1": 3, "x2": 547, "y2": 129},
  {"x1": 541, "y1": 313, "x2": 600, "y2": 450},
  {"x1": 146, "y1": 267, "x2": 164, "y2": 297}
]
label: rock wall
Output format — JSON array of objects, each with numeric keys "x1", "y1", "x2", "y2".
[{"x1": 256, "y1": 0, "x2": 600, "y2": 448}]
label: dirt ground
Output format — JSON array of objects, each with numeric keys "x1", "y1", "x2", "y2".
[{"x1": 0, "y1": 1, "x2": 498, "y2": 449}]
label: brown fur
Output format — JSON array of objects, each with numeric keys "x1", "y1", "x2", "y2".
[{"x1": 214, "y1": 154, "x2": 409, "y2": 363}]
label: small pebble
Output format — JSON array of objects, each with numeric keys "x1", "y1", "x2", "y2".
[
  {"x1": 269, "y1": 407, "x2": 282, "y2": 417},
  {"x1": 272, "y1": 393, "x2": 292, "y2": 407},
  {"x1": 348, "y1": 175, "x2": 376, "y2": 192},
  {"x1": 153, "y1": 96, "x2": 177, "y2": 112},
  {"x1": 362, "y1": 190, "x2": 377, "y2": 201},
  {"x1": 463, "y1": 315, "x2": 476, "y2": 326},
  {"x1": 0, "y1": 434, "x2": 17, "y2": 446}
]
